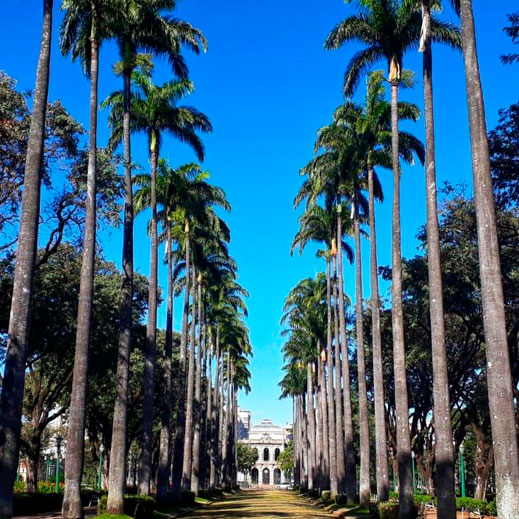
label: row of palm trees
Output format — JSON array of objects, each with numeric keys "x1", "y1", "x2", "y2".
[
  {"x1": 0, "y1": 1, "x2": 251, "y2": 519},
  {"x1": 281, "y1": 1, "x2": 519, "y2": 519}
]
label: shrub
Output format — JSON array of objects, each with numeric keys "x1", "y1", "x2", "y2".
[
  {"x1": 38, "y1": 481, "x2": 64, "y2": 493},
  {"x1": 377, "y1": 502, "x2": 400, "y2": 519},
  {"x1": 486, "y1": 499, "x2": 497, "y2": 516},
  {"x1": 321, "y1": 490, "x2": 331, "y2": 503},
  {"x1": 455, "y1": 497, "x2": 487, "y2": 513},
  {"x1": 13, "y1": 493, "x2": 64, "y2": 515},
  {"x1": 180, "y1": 489, "x2": 196, "y2": 505},
  {"x1": 389, "y1": 491, "x2": 399, "y2": 501},
  {"x1": 13, "y1": 481, "x2": 25, "y2": 493},
  {"x1": 96, "y1": 515, "x2": 134, "y2": 519},
  {"x1": 413, "y1": 494, "x2": 435, "y2": 505},
  {"x1": 335, "y1": 494, "x2": 348, "y2": 506},
  {"x1": 98, "y1": 494, "x2": 155, "y2": 519}
]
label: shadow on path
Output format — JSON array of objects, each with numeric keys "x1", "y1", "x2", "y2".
[{"x1": 186, "y1": 490, "x2": 335, "y2": 519}]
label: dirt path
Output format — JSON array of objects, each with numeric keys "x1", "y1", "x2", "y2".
[{"x1": 187, "y1": 490, "x2": 334, "y2": 519}]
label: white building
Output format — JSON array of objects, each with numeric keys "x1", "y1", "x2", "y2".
[{"x1": 237, "y1": 416, "x2": 292, "y2": 487}]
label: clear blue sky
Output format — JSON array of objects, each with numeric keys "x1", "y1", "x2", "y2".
[{"x1": 1, "y1": 0, "x2": 517, "y2": 427}]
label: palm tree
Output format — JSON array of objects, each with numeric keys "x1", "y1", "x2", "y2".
[
  {"x1": 332, "y1": 71, "x2": 424, "y2": 503},
  {"x1": 325, "y1": 5, "x2": 454, "y2": 513},
  {"x1": 460, "y1": 1, "x2": 519, "y2": 516},
  {"x1": 59, "y1": 1, "x2": 117, "y2": 515},
  {"x1": 102, "y1": 1, "x2": 206, "y2": 510},
  {"x1": 0, "y1": 2, "x2": 53, "y2": 516},
  {"x1": 418, "y1": 2, "x2": 460, "y2": 516},
  {"x1": 109, "y1": 70, "x2": 211, "y2": 495}
]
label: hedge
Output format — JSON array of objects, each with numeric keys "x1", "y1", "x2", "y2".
[
  {"x1": 13, "y1": 493, "x2": 63, "y2": 515},
  {"x1": 321, "y1": 490, "x2": 332, "y2": 503},
  {"x1": 98, "y1": 495, "x2": 155, "y2": 519},
  {"x1": 335, "y1": 494, "x2": 348, "y2": 506}
]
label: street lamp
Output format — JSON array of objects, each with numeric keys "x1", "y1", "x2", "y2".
[
  {"x1": 55, "y1": 435, "x2": 63, "y2": 493},
  {"x1": 98, "y1": 445, "x2": 105, "y2": 491},
  {"x1": 459, "y1": 443, "x2": 466, "y2": 498}
]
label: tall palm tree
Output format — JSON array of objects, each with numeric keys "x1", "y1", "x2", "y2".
[
  {"x1": 102, "y1": 1, "x2": 206, "y2": 511},
  {"x1": 0, "y1": 2, "x2": 53, "y2": 516},
  {"x1": 59, "y1": 2, "x2": 117, "y2": 515},
  {"x1": 418, "y1": 2, "x2": 460, "y2": 516},
  {"x1": 108, "y1": 70, "x2": 211, "y2": 495},
  {"x1": 332, "y1": 71, "x2": 424, "y2": 503},
  {"x1": 460, "y1": 1, "x2": 519, "y2": 516},
  {"x1": 325, "y1": 5, "x2": 454, "y2": 513},
  {"x1": 292, "y1": 203, "x2": 354, "y2": 496},
  {"x1": 134, "y1": 160, "x2": 196, "y2": 501}
]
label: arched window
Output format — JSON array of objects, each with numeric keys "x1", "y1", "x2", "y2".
[
  {"x1": 262, "y1": 468, "x2": 270, "y2": 485},
  {"x1": 274, "y1": 468, "x2": 281, "y2": 485},
  {"x1": 251, "y1": 468, "x2": 259, "y2": 485},
  {"x1": 274, "y1": 448, "x2": 280, "y2": 460},
  {"x1": 263, "y1": 448, "x2": 269, "y2": 461}
]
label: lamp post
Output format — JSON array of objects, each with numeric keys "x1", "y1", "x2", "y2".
[
  {"x1": 411, "y1": 451, "x2": 416, "y2": 494},
  {"x1": 459, "y1": 443, "x2": 466, "y2": 498},
  {"x1": 55, "y1": 435, "x2": 63, "y2": 493},
  {"x1": 98, "y1": 445, "x2": 104, "y2": 491}
]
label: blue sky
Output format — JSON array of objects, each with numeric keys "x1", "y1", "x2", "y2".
[{"x1": 1, "y1": 0, "x2": 518, "y2": 427}]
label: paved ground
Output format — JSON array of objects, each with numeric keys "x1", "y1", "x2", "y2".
[{"x1": 187, "y1": 490, "x2": 334, "y2": 519}]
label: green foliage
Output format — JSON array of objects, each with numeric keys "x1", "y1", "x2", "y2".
[
  {"x1": 455, "y1": 497, "x2": 489, "y2": 513},
  {"x1": 98, "y1": 495, "x2": 155, "y2": 519},
  {"x1": 335, "y1": 494, "x2": 348, "y2": 506},
  {"x1": 276, "y1": 441, "x2": 294, "y2": 479},
  {"x1": 321, "y1": 490, "x2": 331, "y2": 503},
  {"x1": 96, "y1": 515, "x2": 134, "y2": 519},
  {"x1": 413, "y1": 494, "x2": 435, "y2": 505},
  {"x1": 13, "y1": 493, "x2": 63, "y2": 515},
  {"x1": 308, "y1": 488, "x2": 319, "y2": 499},
  {"x1": 180, "y1": 490, "x2": 195, "y2": 505},
  {"x1": 237, "y1": 443, "x2": 259, "y2": 474}
]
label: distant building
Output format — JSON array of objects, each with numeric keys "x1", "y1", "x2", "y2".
[
  {"x1": 237, "y1": 407, "x2": 251, "y2": 439},
  {"x1": 237, "y1": 415, "x2": 292, "y2": 487}
]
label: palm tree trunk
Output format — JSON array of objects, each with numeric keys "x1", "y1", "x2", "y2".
[
  {"x1": 171, "y1": 225, "x2": 190, "y2": 497},
  {"x1": 157, "y1": 226, "x2": 174, "y2": 502},
  {"x1": 318, "y1": 342, "x2": 329, "y2": 488},
  {"x1": 353, "y1": 203, "x2": 371, "y2": 507},
  {"x1": 325, "y1": 257, "x2": 338, "y2": 496},
  {"x1": 137, "y1": 142, "x2": 159, "y2": 495},
  {"x1": 191, "y1": 283, "x2": 203, "y2": 494},
  {"x1": 420, "y1": 3, "x2": 456, "y2": 516},
  {"x1": 460, "y1": 2, "x2": 519, "y2": 516},
  {"x1": 107, "y1": 61, "x2": 134, "y2": 515},
  {"x1": 337, "y1": 213, "x2": 356, "y2": 502},
  {"x1": 182, "y1": 266, "x2": 197, "y2": 489},
  {"x1": 62, "y1": 33, "x2": 99, "y2": 519},
  {"x1": 306, "y1": 362, "x2": 315, "y2": 490},
  {"x1": 210, "y1": 333, "x2": 219, "y2": 488},
  {"x1": 368, "y1": 164, "x2": 390, "y2": 501},
  {"x1": 332, "y1": 256, "x2": 346, "y2": 494},
  {"x1": 390, "y1": 79, "x2": 413, "y2": 519},
  {"x1": 0, "y1": 3, "x2": 53, "y2": 516},
  {"x1": 217, "y1": 348, "x2": 225, "y2": 486}
]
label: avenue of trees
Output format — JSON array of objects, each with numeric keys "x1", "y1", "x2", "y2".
[
  {"x1": 280, "y1": 2, "x2": 519, "y2": 519},
  {"x1": 0, "y1": 1, "x2": 252, "y2": 519}
]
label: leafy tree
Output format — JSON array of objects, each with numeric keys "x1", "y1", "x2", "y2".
[
  {"x1": 237, "y1": 443, "x2": 258, "y2": 481},
  {"x1": 277, "y1": 441, "x2": 294, "y2": 481},
  {"x1": 502, "y1": 12, "x2": 519, "y2": 64},
  {"x1": 489, "y1": 102, "x2": 519, "y2": 209}
]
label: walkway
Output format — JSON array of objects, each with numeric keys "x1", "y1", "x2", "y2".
[{"x1": 187, "y1": 490, "x2": 340, "y2": 519}]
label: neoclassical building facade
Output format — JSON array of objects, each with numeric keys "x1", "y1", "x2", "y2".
[{"x1": 237, "y1": 415, "x2": 291, "y2": 487}]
